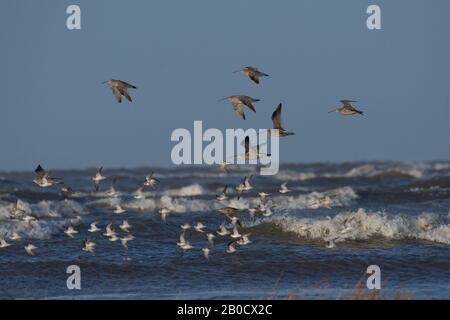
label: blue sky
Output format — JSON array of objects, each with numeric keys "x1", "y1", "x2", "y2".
[{"x1": 1, "y1": 0, "x2": 449, "y2": 171}]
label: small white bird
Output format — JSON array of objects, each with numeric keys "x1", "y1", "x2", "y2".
[
  {"x1": 194, "y1": 222, "x2": 206, "y2": 233},
  {"x1": 226, "y1": 241, "x2": 237, "y2": 254},
  {"x1": 216, "y1": 222, "x2": 230, "y2": 236},
  {"x1": 202, "y1": 247, "x2": 211, "y2": 260},
  {"x1": 180, "y1": 242, "x2": 194, "y2": 251},
  {"x1": 0, "y1": 238, "x2": 11, "y2": 248},
  {"x1": 121, "y1": 234, "x2": 135, "y2": 249},
  {"x1": 159, "y1": 207, "x2": 171, "y2": 222},
  {"x1": 88, "y1": 221, "x2": 100, "y2": 233},
  {"x1": 236, "y1": 175, "x2": 253, "y2": 200},
  {"x1": 144, "y1": 172, "x2": 159, "y2": 188},
  {"x1": 113, "y1": 204, "x2": 126, "y2": 214},
  {"x1": 180, "y1": 223, "x2": 191, "y2": 231},
  {"x1": 104, "y1": 223, "x2": 116, "y2": 238},
  {"x1": 215, "y1": 185, "x2": 229, "y2": 202},
  {"x1": 108, "y1": 234, "x2": 119, "y2": 242},
  {"x1": 64, "y1": 226, "x2": 78, "y2": 238},
  {"x1": 230, "y1": 226, "x2": 242, "y2": 239},
  {"x1": 119, "y1": 220, "x2": 132, "y2": 232},
  {"x1": 237, "y1": 233, "x2": 252, "y2": 245},
  {"x1": 177, "y1": 230, "x2": 187, "y2": 248},
  {"x1": 24, "y1": 244, "x2": 37, "y2": 255},
  {"x1": 92, "y1": 167, "x2": 106, "y2": 191},
  {"x1": 279, "y1": 182, "x2": 291, "y2": 194},
  {"x1": 82, "y1": 239, "x2": 96, "y2": 255},
  {"x1": 9, "y1": 232, "x2": 21, "y2": 241},
  {"x1": 206, "y1": 233, "x2": 216, "y2": 245},
  {"x1": 33, "y1": 165, "x2": 61, "y2": 187},
  {"x1": 133, "y1": 186, "x2": 145, "y2": 199}
]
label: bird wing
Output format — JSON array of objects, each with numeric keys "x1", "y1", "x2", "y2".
[
  {"x1": 239, "y1": 96, "x2": 257, "y2": 112},
  {"x1": 112, "y1": 87, "x2": 122, "y2": 103},
  {"x1": 118, "y1": 81, "x2": 137, "y2": 89},
  {"x1": 119, "y1": 87, "x2": 132, "y2": 102},
  {"x1": 231, "y1": 101, "x2": 245, "y2": 120},
  {"x1": 271, "y1": 103, "x2": 284, "y2": 130},
  {"x1": 340, "y1": 100, "x2": 356, "y2": 107},
  {"x1": 35, "y1": 165, "x2": 46, "y2": 178},
  {"x1": 249, "y1": 75, "x2": 260, "y2": 84}
]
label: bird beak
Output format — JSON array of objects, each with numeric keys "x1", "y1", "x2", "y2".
[
  {"x1": 101, "y1": 81, "x2": 108, "y2": 84},
  {"x1": 328, "y1": 109, "x2": 336, "y2": 113},
  {"x1": 217, "y1": 97, "x2": 229, "y2": 102},
  {"x1": 232, "y1": 69, "x2": 241, "y2": 73}
]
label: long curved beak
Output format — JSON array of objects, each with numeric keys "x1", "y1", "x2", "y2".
[
  {"x1": 217, "y1": 97, "x2": 229, "y2": 102},
  {"x1": 101, "y1": 81, "x2": 108, "y2": 84}
]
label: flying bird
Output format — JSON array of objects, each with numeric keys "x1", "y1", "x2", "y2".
[
  {"x1": 234, "y1": 66, "x2": 269, "y2": 84},
  {"x1": 64, "y1": 226, "x2": 78, "y2": 238},
  {"x1": 103, "y1": 79, "x2": 137, "y2": 103},
  {"x1": 88, "y1": 222, "x2": 100, "y2": 233},
  {"x1": 144, "y1": 172, "x2": 159, "y2": 188},
  {"x1": 119, "y1": 220, "x2": 132, "y2": 233},
  {"x1": 33, "y1": 165, "x2": 61, "y2": 187},
  {"x1": 217, "y1": 207, "x2": 242, "y2": 227},
  {"x1": 268, "y1": 103, "x2": 295, "y2": 137},
  {"x1": 219, "y1": 95, "x2": 259, "y2": 120},
  {"x1": 24, "y1": 244, "x2": 37, "y2": 255},
  {"x1": 238, "y1": 136, "x2": 270, "y2": 161},
  {"x1": 279, "y1": 182, "x2": 291, "y2": 194},
  {"x1": 202, "y1": 248, "x2": 211, "y2": 260},
  {"x1": 92, "y1": 167, "x2": 106, "y2": 191},
  {"x1": 329, "y1": 100, "x2": 364, "y2": 115},
  {"x1": 216, "y1": 185, "x2": 229, "y2": 202},
  {"x1": 226, "y1": 241, "x2": 237, "y2": 254},
  {"x1": 236, "y1": 175, "x2": 253, "y2": 199},
  {"x1": 82, "y1": 239, "x2": 96, "y2": 255},
  {"x1": 0, "y1": 238, "x2": 11, "y2": 249}
]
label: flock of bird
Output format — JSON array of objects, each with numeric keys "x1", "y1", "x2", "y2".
[{"x1": 1, "y1": 66, "x2": 365, "y2": 259}]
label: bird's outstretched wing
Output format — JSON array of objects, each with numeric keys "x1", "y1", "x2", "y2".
[
  {"x1": 112, "y1": 87, "x2": 122, "y2": 103},
  {"x1": 271, "y1": 103, "x2": 284, "y2": 130},
  {"x1": 231, "y1": 101, "x2": 245, "y2": 120}
]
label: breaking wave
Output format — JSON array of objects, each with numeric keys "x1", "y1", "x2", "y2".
[
  {"x1": 0, "y1": 200, "x2": 87, "y2": 240},
  {"x1": 266, "y1": 208, "x2": 450, "y2": 245}
]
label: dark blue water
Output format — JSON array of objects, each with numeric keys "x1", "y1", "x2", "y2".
[{"x1": 0, "y1": 162, "x2": 449, "y2": 299}]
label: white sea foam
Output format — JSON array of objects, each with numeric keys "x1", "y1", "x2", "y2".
[
  {"x1": 269, "y1": 208, "x2": 450, "y2": 245},
  {"x1": 274, "y1": 163, "x2": 425, "y2": 181},
  {"x1": 0, "y1": 200, "x2": 87, "y2": 240}
]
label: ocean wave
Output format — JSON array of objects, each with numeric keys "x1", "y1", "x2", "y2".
[
  {"x1": 275, "y1": 164, "x2": 425, "y2": 181},
  {"x1": 0, "y1": 200, "x2": 87, "y2": 240},
  {"x1": 266, "y1": 208, "x2": 450, "y2": 245},
  {"x1": 343, "y1": 164, "x2": 423, "y2": 179}
]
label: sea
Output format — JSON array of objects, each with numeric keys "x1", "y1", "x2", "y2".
[{"x1": 0, "y1": 161, "x2": 449, "y2": 299}]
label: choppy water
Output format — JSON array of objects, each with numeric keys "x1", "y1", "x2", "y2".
[{"x1": 0, "y1": 162, "x2": 449, "y2": 299}]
